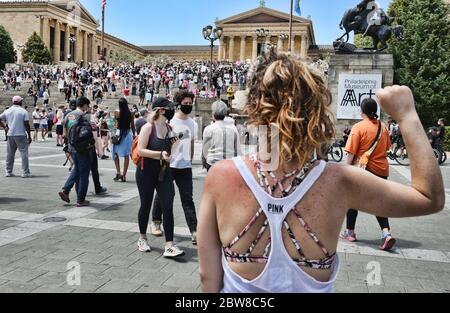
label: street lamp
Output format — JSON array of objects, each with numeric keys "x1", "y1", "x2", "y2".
[
  {"x1": 202, "y1": 24, "x2": 223, "y2": 92},
  {"x1": 68, "y1": 37, "x2": 76, "y2": 63},
  {"x1": 255, "y1": 28, "x2": 270, "y2": 56}
]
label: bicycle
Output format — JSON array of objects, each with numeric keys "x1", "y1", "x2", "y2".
[
  {"x1": 387, "y1": 143, "x2": 442, "y2": 166},
  {"x1": 327, "y1": 142, "x2": 344, "y2": 163}
]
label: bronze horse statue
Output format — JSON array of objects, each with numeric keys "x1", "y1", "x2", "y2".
[{"x1": 336, "y1": 0, "x2": 402, "y2": 52}]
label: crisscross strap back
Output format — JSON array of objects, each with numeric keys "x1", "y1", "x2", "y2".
[{"x1": 223, "y1": 157, "x2": 336, "y2": 270}]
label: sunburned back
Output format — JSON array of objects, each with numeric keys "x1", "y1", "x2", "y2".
[{"x1": 215, "y1": 158, "x2": 347, "y2": 285}]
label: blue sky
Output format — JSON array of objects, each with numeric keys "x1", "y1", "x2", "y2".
[{"x1": 80, "y1": 0, "x2": 392, "y2": 46}]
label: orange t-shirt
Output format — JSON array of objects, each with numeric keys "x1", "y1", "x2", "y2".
[{"x1": 345, "y1": 119, "x2": 391, "y2": 177}]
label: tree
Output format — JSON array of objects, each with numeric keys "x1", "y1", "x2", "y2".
[
  {"x1": 111, "y1": 50, "x2": 140, "y2": 65},
  {"x1": 388, "y1": 0, "x2": 450, "y2": 126},
  {"x1": 0, "y1": 25, "x2": 16, "y2": 69},
  {"x1": 22, "y1": 32, "x2": 53, "y2": 65},
  {"x1": 354, "y1": 34, "x2": 374, "y2": 49}
]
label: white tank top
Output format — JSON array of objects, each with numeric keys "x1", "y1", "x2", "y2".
[{"x1": 221, "y1": 157, "x2": 340, "y2": 293}]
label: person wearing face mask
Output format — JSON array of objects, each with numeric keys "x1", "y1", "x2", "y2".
[
  {"x1": 151, "y1": 91, "x2": 198, "y2": 245},
  {"x1": 135, "y1": 97, "x2": 184, "y2": 258}
]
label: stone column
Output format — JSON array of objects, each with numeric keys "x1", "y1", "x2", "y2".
[
  {"x1": 252, "y1": 35, "x2": 258, "y2": 60},
  {"x1": 218, "y1": 37, "x2": 223, "y2": 61},
  {"x1": 75, "y1": 28, "x2": 82, "y2": 63},
  {"x1": 83, "y1": 31, "x2": 88, "y2": 65},
  {"x1": 229, "y1": 36, "x2": 235, "y2": 62},
  {"x1": 53, "y1": 21, "x2": 61, "y2": 63},
  {"x1": 42, "y1": 17, "x2": 51, "y2": 49},
  {"x1": 64, "y1": 25, "x2": 70, "y2": 61},
  {"x1": 290, "y1": 36, "x2": 296, "y2": 53},
  {"x1": 91, "y1": 35, "x2": 96, "y2": 63},
  {"x1": 239, "y1": 36, "x2": 246, "y2": 62},
  {"x1": 277, "y1": 36, "x2": 283, "y2": 53},
  {"x1": 301, "y1": 34, "x2": 308, "y2": 58}
]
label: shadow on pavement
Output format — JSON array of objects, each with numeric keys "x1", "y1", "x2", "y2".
[
  {"x1": 0, "y1": 197, "x2": 27, "y2": 204},
  {"x1": 357, "y1": 238, "x2": 423, "y2": 250}
]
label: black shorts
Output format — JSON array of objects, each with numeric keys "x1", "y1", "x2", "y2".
[
  {"x1": 56, "y1": 125, "x2": 63, "y2": 135},
  {"x1": 33, "y1": 123, "x2": 40, "y2": 130}
]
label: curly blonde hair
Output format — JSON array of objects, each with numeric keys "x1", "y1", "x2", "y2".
[{"x1": 245, "y1": 52, "x2": 335, "y2": 171}]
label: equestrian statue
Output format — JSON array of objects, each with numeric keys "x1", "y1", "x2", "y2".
[{"x1": 334, "y1": 0, "x2": 404, "y2": 53}]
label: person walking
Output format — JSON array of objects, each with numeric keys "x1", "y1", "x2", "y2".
[
  {"x1": 55, "y1": 105, "x2": 65, "y2": 146},
  {"x1": 341, "y1": 98, "x2": 395, "y2": 251},
  {"x1": 112, "y1": 98, "x2": 135, "y2": 182},
  {"x1": 152, "y1": 91, "x2": 198, "y2": 245},
  {"x1": 32, "y1": 107, "x2": 41, "y2": 142},
  {"x1": 202, "y1": 100, "x2": 242, "y2": 171},
  {"x1": 39, "y1": 109, "x2": 49, "y2": 141},
  {"x1": 58, "y1": 96, "x2": 94, "y2": 207},
  {"x1": 135, "y1": 97, "x2": 184, "y2": 258},
  {"x1": 0, "y1": 96, "x2": 33, "y2": 178},
  {"x1": 197, "y1": 53, "x2": 444, "y2": 293}
]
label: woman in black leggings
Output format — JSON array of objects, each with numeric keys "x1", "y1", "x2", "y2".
[{"x1": 135, "y1": 97, "x2": 184, "y2": 258}]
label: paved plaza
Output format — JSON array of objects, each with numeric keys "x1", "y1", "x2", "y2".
[{"x1": 0, "y1": 133, "x2": 449, "y2": 293}]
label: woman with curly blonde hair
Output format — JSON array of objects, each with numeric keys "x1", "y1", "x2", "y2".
[{"x1": 197, "y1": 52, "x2": 444, "y2": 293}]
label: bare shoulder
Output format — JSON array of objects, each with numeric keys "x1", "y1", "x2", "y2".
[
  {"x1": 322, "y1": 162, "x2": 352, "y2": 185},
  {"x1": 205, "y1": 159, "x2": 242, "y2": 195}
]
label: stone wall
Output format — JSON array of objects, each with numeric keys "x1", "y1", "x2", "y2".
[
  {"x1": 0, "y1": 11, "x2": 42, "y2": 61},
  {"x1": 327, "y1": 53, "x2": 394, "y2": 138}
]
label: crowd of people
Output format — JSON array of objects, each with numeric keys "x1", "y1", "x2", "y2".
[{"x1": 0, "y1": 52, "x2": 446, "y2": 293}]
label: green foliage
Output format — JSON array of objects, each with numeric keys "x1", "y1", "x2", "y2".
[
  {"x1": 445, "y1": 126, "x2": 450, "y2": 152},
  {"x1": 388, "y1": 0, "x2": 450, "y2": 127},
  {"x1": 354, "y1": 34, "x2": 374, "y2": 48},
  {"x1": 22, "y1": 32, "x2": 53, "y2": 65},
  {"x1": 111, "y1": 50, "x2": 140, "y2": 64},
  {"x1": 0, "y1": 25, "x2": 16, "y2": 69}
]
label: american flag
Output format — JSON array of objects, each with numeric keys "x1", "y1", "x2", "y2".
[{"x1": 102, "y1": 0, "x2": 106, "y2": 9}]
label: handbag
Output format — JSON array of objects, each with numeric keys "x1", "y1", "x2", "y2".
[
  {"x1": 358, "y1": 121, "x2": 382, "y2": 170},
  {"x1": 111, "y1": 129, "x2": 121, "y2": 145}
]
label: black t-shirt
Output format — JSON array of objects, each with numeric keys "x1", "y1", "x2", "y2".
[{"x1": 437, "y1": 125, "x2": 445, "y2": 140}]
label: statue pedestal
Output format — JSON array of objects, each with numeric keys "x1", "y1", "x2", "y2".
[{"x1": 327, "y1": 53, "x2": 394, "y2": 137}]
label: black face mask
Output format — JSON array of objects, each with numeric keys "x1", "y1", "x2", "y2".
[
  {"x1": 164, "y1": 109, "x2": 175, "y2": 121},
  {"x1": 180, "y1": 105, "x2": 193, "y2": 115}
]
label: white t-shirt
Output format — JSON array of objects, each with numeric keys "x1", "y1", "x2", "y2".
[
  {"x1": 170, "y1": 116, "x2": 195, "y2": 169},
  {"x1": 32, "y1": 111, "x2": 40, "y2": 124},
  {"x1": 0, "y1": 105, "x2": 29, "y2": 136}
]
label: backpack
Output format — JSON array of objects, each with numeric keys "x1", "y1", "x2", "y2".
[
  {"x1": 68, "y1": 114, "x2": 94, "y2": 154},
  {"x1": 131, "y1": 136, "x2": 143, "y2": 170}
]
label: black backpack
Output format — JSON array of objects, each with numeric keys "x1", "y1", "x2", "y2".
[{"x1": 68, "y1": 114, "x2": 94, "y2": 154}]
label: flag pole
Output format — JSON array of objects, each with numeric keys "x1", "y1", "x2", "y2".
[
  {"x1": 101, "y1": 2, "x2": 105, "y2": 60},
  {"x1": 289, "y1": 0, "x2": 293, "y2": 52}
]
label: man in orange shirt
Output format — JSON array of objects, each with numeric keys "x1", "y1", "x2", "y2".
[{"x1": 341, "y1": 98, "x2": 396, "y2": 251}]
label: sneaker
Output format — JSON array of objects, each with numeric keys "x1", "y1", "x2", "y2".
[
  {"x1": 137, "y1": 239, "x2": 151, "y2": 252},
  {"x1": 76, "y1": 200, "x2": 90, "y2": 208},
  {"x1": 150, "y1": 221, "x2": 163, "y2": 237},
  {"x1": 21, "y1": 173, "x2": 33, "y2": 178},
  {"x1": 96, "y1": 187, "x2": 108, "y2": 195},
  {"x1": 191, "y1": 231, "x2": 197, "y2": 246},
  {"x1": 379, "y1": 234, "x2": 396, "y2": 251},
  {"x1": 101, "y1": 155, "x2": 110, "y2": 160},
  {"x1": 340, "y1": 230, "x2": 357, "y2": 242},
  {"x1": 58, "y1": 191, "x2": 70, "y2": 203},
  {"x1": 5, "y1": 173, "x2": 15, "y2": 178},
  {"x1": 163, "y1": 245, "x2": 185, "y2": 258}
]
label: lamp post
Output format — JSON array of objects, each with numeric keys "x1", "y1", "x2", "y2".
[
  {"x1": 68, "y1": 37, "x2": 76, "y2": 63},
  {"x1": 255, "y1": 28, "x2": 270, "y2": 56},
  {"x1": 202, "y1": 25, "x2": 223, "y2": 92}
]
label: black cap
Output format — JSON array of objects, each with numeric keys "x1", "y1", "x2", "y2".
[{"x1": 152, "y1": 97, "x2": 175, "y2": 110}]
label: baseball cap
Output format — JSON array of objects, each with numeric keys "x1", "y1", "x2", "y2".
[
  {"x1": 139, "y1": 108, "x2": 149, "y2": 116},
  {"x1": 152, "y1": 97, "x2": 175, "y2": 110},
  {"x1": 12, "y1": 96, "x2": 23, "y2": 104}
]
